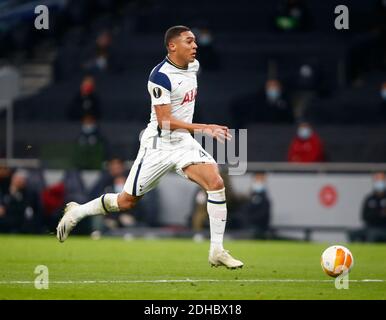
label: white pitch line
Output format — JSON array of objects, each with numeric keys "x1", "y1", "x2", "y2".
[{"x1": 0, "y1": 279, "x2": 385, "y2": 285}]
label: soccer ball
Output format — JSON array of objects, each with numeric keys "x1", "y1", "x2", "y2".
[{"x1": 320, "y1": 245, "x2": 354, "y2": 278}]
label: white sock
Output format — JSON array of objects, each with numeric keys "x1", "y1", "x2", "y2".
[
  {"x1": 71, "y1": 193, "x2": 120, "y2": 221},
  {"x1": 207, "y1": 188, "x2": 227, "y2": 255}
]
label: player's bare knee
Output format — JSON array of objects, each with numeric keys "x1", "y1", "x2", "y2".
[
  {"x1": 207, "y1": 175, "x2": 224, "y2": 191},
  {"x1": 117, "y1": 192, "x2": 139, "y2": 211}
]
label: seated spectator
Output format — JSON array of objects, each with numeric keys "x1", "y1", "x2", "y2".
[
  {"x1": 0, "y1": 165, "x2": 13, "y2": 195},
  {"x1": 230, "y1": 79, "x2": 294, "y2": 127},
  {"x1": 296, "y1": 62, "x2": 323, "y2": 93},
  {"x1": 89, "y1": 158, "x2": 160, "y2": 231},
  {"x1": 273, "y1": 0, "x2": 311, "y2": 32},
  {"x1": 287, "y1": 122, "x2": 326, "y2": 162},
  {"x1": 349, "y1": 172, "x2": 386, "y2": 242},
  {"x1": 194, "y1": 27, "x2": 220, "y2": 71},
  {"x1": 72, "y1": 114, "x2": 107, "y2": 170},
  {"x1": 134, "y1": 188, "x2": 160, "y2": 227},
  {"x1": 234, "y1": 173, "x2": 271, "y2": 239},
  {"x1": 89, "y1": 157, "x2": 128, "y2": 199},
  {"x1": 68, "y1": 75, "x2": 101, "y2": 121},
  {"x1": 0, "y1": 169, "x2": 42, "y2": 233},
  {"x1": 41, "y1": 182, "x2": 65, "y2": 232},
  {"x1": 82, "y1": 29, "x2": 122, "y2": 74},
  {"x1": 97, "y1": 173, "x2": 159, "y2": 230},
  {"x1": 378, "y1": 81, "x2": 386, "y2": 121},
  {"x1": 262, "y1": 79, "x2": 294, "y2": 123},
  {"x1": 190, "y1": 188, "x2": 207, "y2": 235}
]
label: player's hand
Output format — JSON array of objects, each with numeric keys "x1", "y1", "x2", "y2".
[{"x1": 203, "y1": 124, "x2": 232, "y2": 143}]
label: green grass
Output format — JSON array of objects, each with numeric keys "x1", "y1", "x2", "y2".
[{"x1": 0, "y1": 235, "x2": 385, "y2": 300}]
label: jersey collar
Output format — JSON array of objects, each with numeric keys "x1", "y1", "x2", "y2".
[{"x1": 165, "y1": 56, "x2": 188, "y2": 70}]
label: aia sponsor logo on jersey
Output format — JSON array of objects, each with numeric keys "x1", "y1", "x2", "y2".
[{"x1": 181, "y1": 88, "x2": 197, "y2": 105}]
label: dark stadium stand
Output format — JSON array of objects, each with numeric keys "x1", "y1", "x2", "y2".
[
  {"x1": 6, "y1": 122, "x2": 386, "y2": 165},
  {"x1": 1, "y1": 0, "x2": 386, "y2": 249},
  {"x1": 1, "y1": 0, "x2": 385, "y2": 164}
]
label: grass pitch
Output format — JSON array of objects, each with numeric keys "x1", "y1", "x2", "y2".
[{"x1": 0, "y1": 235, "x2": 385, "y2": 300}]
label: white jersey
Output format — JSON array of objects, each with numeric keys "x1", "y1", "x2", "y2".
[
  {"x1": 142, "y1": 56, "x2": 199, "y2": 147},
  {"x1": 123, "y1": 56, "x2": 216, "y2": 197}
]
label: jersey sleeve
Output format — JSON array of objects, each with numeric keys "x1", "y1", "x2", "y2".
[{"x1": 148, "y1": 70, "x2": 171, "y2": 106}]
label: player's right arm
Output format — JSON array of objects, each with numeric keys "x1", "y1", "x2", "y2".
[{"x1": 154, "y1": 103, "x2": 231, "y2": 143}]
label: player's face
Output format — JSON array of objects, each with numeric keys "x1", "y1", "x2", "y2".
[{"x1": 174, "y1": 31, "x2": 197, "y2": 63}]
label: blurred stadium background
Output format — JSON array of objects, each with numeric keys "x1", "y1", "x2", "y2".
[{"x1": 1, "y1": 0, "x2": 386, "y2": 244}]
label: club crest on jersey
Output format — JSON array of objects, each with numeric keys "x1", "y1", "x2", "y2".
[
  {"x1": 182, "y1": 88, "x2": 197, "y2": 105},
  {"x1": 153, "y1": 87, "x2": 162, "y2": 98}
]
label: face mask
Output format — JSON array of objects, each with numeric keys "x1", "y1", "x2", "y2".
[
  {"x1": 300, "y1": 65, "x2": 313, "y2": 78},
  {"x1": 82, "y1": 124, "x2": 96, "y2": 134},
  {"x1": 252, "y1": 182, "x2": 265, "y2": 193},
  {"x1": 114, "y1": 183, "x2": 125, "y2": 193},
  {"x1": 96, "y1": 56, "x2": 107, "y2": 69},
  {"x1": 381, "y1": 90, "x2": 386, "y2": 100},
  {"x1": 298, "y1": 127, "x2": 312, "y2": 140},
  {"x1": 266, "y1": 89, "x2": 281, "y2": 101},
  {"x1": 374, "y1": 180, "x2": 386, "y2": 193},
  {"x1": 199, "y1": 34, "x2": 212, "y2": 46}
]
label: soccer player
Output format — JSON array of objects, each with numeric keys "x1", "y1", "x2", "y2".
[{"x1": 57, "y1": 25, "x2": 243, "y2": 269}]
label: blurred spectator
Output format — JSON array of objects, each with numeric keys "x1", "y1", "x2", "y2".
[
  {"x1": 287, "y1": 122, "x2": 326, "y2": 162},
  {"x1": 190, "y1": 188, "x2": 207, "y2": 235},
  {"x1": 0, "y1": 169, "x2": 42, "y2": 233},
  {"x1": 234, "y1": 173, "x2": 271, "y2": 239},
  {"x1": 72, "y1": 114, "x2": 107, "y2": 170},
  {"x1": 0, "y1": 165, "x2": 13, "y2": 195},
  {"x1": 296, "y1": 62, "x2": 323, "y2": 93},
  {"x1": 349, "y1": 172, "x2": 386, "y2": 242},
  {"x1": 379, "y1": 81, "x2": 386, "y2": 120},
  {"x1": 230, "y1": 79, "x2": 294, "y2": 127},
  {"x1": 97, "y1": 174, "x2": 160, "y2": 231},
  {"x1": 262, "y1": 79, "x2": 294, "y2": 123},
  {"x1": 63, "y1": 169, "x2": 88, "y2": 205},
  {"x1": 135, "y1": 188, "x2": 160, "y2": 227},
  {"x1": 90, "y1": 157, "x2": 161, "y2": 230},
  {"x1": 83, "y1": 29, "x2": 122, "y2": 74},
  {"x1": 41, "y1": 182, "x2": 65, "y2": 232},
  {"x1": 195, "y1": 27, "x2": 220, "y2": 71},
  {"x1": 94, "y1": 30, "x2": 112, "y2": 71},
  {"x1": 54, "y1": 170, "x2": 90, "y2": 235},
  {"x1": 89, "y1": 157, "x2": 128, "y2": 199},
  {"x1": 68, "y1": 75, "x2": 101, "y2": 121},
  {"x1": 273, "y1": 0, "x2": 311, "y2": 32}
]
